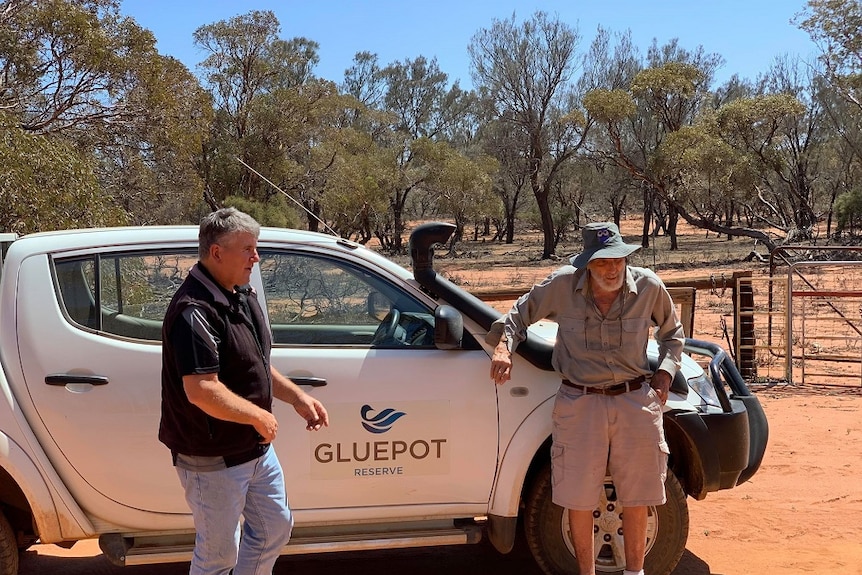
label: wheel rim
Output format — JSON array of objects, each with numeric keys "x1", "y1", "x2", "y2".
[{"x1": 560, "y1": 478, "x2": 658, "y2": 572}]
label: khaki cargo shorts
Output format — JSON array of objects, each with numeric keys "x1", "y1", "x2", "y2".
[{"x1": 550, "y1": 381, "x2": 669, "y2": 510}]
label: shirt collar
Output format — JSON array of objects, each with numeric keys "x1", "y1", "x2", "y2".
[
  {"x1": 624, "y1": 266, "x2": 638, "y2": 295},
  {"x1": 190, "y1": 262, "x2": 233, "y2": 307}
]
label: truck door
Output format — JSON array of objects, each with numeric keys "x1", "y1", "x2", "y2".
[
  {"x1": 257, "y1": 248, "x2": 499, "y2": 515},
  {"x1": 16, "y1": 250, "x2": 193, "y2": 516}
]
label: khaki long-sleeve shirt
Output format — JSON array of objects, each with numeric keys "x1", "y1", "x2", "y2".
[{"x1": 494, "y1": 265, "x2": 684, "y2": 386}]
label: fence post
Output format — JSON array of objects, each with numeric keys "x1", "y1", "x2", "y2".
[{"x1": 735, "y1": 274, "x2": 756, "y2": 378}]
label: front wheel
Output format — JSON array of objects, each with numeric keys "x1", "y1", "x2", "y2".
[
  {"x1": 523, "y1": 465, "x2": 688, "y2": 575},
  {"x1": 0, "y1": 510, "x2": 18, "y2": 575}
]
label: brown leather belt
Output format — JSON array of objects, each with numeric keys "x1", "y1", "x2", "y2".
[{"x1": 561, "y1": 375, "x2": 646, "y2": 396}]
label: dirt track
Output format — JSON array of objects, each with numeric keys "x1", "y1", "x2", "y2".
[{"x1": 21, "y1": 390, "x2": 862, "y2": 575}]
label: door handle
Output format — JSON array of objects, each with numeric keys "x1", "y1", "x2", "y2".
[
  {"x1": 290, "y1": 376, "x2": 327, "y2": 387},
  {"x1": 45, "y1": 374, "x2": 109, "y2": 386}
]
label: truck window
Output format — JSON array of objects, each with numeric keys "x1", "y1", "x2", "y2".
[
  {"x1": 53, "y1": 251, "x2": 195, "y2": 341},
  {"x1": 258, "y1": 251, "x2": 435, "y2": 348}
]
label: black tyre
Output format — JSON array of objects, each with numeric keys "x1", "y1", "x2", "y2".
[
  {"x1": 523, "y1": 465, "x2": 688, "y2": 575},
  {"x1": 0, "y1": 511, "x2": 18, "y2": 575}
]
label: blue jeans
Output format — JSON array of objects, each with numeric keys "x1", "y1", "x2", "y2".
[{"x1": 176, "y1": 446, "x2": 293, "y2": 575}]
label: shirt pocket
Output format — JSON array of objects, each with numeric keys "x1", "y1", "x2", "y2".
[
  {"x1": 621, "y1": 317, "x2": 650, "y2": 351},
  {"x1": 557, "y1": 316, "x2": 586, "y2": 351}
]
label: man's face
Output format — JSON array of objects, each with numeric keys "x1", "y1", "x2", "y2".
[
  {"x1": 211, "y1": 231, "x2": 260, "y2": 288},
  {"x1": 587, "y1": 257, "x2": 626, "y2": 292}
]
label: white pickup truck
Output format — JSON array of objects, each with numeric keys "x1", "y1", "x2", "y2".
[{"x1": 0, "y1": 222, "x2": 767, "y2": 575}]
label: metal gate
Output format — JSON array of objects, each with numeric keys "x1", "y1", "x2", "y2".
[{"x1": 749, "y1": 246, "x2": 862, "y2": 387}]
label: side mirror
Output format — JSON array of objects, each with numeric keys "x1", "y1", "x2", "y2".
[
  {"x1": 434, "y1": 305, "x2": 463, "y2": 350},
  {"x1": 367, "y1": 291, "x2": 391, "y2": 321}
]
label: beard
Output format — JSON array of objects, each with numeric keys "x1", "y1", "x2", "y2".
[{"x1": 590, "y1": 269, "x2": 625, "y2": 293}]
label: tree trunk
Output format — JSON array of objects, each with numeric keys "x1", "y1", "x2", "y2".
[
  {"x1": 536, "y1": 189, "x2": 555, "y2": 259},
  {"x1": 668, "y1": 204, "x2": 679, "y2": 251},
  {"x1": 391, "y1": 188, "x2": 410, "y2": 254},
  {"x1": 641, "y1": 186, "x2": 653, "y2": 248}
]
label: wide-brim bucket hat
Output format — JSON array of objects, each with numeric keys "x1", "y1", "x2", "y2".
[{"x1": 570, "y1": 222, "x2": 640, "y2": 268}]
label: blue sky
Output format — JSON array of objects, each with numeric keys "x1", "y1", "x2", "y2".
[{"x1": 120, "y1": 0, "x2": 817, "y2": 88}]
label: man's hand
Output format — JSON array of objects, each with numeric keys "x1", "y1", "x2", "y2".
[
  {"x1": 490, "y1": 340, "x2": 512, "y2": 385},
  {"x1": 650, "y1": 370, "x2": 672, "y2": 405},
  {"x1": 253, "y1": 410, "x2": 279, "y2": 444},
  {"x1": 292, "y1": 392, "x2": 330, "y2": 431},
  {"x1": 271, "y1": 367, "x2": 330, "y2": 431}
]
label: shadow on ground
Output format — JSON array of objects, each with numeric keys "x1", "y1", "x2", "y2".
[{"x1": 21, "y1": 542, "x2": 714, "y2": 575}]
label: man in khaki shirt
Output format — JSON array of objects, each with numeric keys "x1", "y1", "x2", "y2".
[{"x1": 489, "y1": 222, "x2": 684, "y2": 575}]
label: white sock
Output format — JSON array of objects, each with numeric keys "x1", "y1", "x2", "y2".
[{"x1": 623, "y1": 571, "x2": 644, "y2": 575}]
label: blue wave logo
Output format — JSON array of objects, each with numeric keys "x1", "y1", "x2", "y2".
[{"x1": 360, "y1": 404, "x2": 406, "y2": 434}]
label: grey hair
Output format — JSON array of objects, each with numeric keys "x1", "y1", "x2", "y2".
[{"x1": 198, "y1": 207, "x2": 260, "y2": 260}]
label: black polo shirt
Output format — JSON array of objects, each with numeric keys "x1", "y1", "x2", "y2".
[{"x1": 159, "y1": 262, "x2": 273, "y2": 463}]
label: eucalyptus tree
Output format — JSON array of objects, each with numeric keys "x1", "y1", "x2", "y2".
[
  {"x1": 798, "y1": 0, "x2": 862, "y2": 236},
  {"x1": 195, "y1": 10, "x2": 318, "y2": 137},
  {"x1": 321, "y1": 128, "x2": 395, "y2": 244},
  {"x1": 585, "y1": 38, "x2": 749, "y2": 249},
  {"x1": 469, "y1": 11, "x2": 589, "y2": 259},
  {"x1": 0, "y1": 0, "x2": 211, "y2": 227},
  {"x1": 579, "y1": 28, "x2": 644, "y2": 232},
  {"x1": 731, "y1": 56, "x2": 827, "y2": 241},
  {"x1": 586, "y1": 56, "x2": 820, "y2": 252},
  {"x1": 194, "y1": 10, "x2": 322, "y2": 205},
  {"x1": 248, "y1": 79, "x2": 361, "y2": 232},
  {"x1": 99, "y1": 54, "x2": 213, "y2": 224},
  {"x1": 798, "y1": 0, "x2": 862, "y2": 120},
  {"x1": 475, "y1": 108, "x2": 531, "y2": 243},
  {"x1": 816, "y1": 83, "x2": 862, "y2": 236},
  {"x1": 341, "y1": 52, "x2": 383, "y2": 106},
  {"x1": 636, "y1": 42, "x2": 723, "y2": 247},
  {"x1": 0, "y1": 0, "x2": 155, "y2": 133},
  {"x1": 372, "y1": 56, "x2": 479, "y2": 252},
  {"x1": 0, "y1": 113, "x2": 127, "y2": 234},
  {"x1": 336, "y1": 52, "x2": 404, "y2": 242},
  {"x1": 417, "y1": 138, "x2": 498, "y2": 248}
]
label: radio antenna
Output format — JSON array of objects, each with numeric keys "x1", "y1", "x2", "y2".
[{"x1": 235, "y1": 157, "x2": 339, "y2": 237}]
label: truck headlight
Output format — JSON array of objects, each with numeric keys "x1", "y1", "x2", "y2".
[{"x1": 687, "y1": 373, "x2": 722, "y2": 409}]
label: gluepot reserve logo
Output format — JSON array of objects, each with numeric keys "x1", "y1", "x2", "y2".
[{"x1": 360, "y1": 404, "x2": 406, "y2": 434}]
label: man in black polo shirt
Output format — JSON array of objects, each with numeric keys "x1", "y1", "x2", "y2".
[{"x1": 160, "y1": 207, "x2": 328, "y2": 575}]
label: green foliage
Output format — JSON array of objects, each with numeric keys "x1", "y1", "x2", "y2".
[
  {"x1": 583, "y1": 89, "x2": 636, "y2": 122},
  {"x1": 656, "y1": 124, "x2": 756, "y2": 212},
  {"x1": 223, "y1": 195, "x2": 299, "y2": 229},
  {"x1": 0, "y1": 0, "x2": 213, "y2": 225},
  {"x1": 798, "y1": 0, "x2": 862, "y2": 74},
  {"x1": 469, "y1": 10, "x2": 585, "y2": 258},
  {"x1": 631, "y1": 62, "x2": 702, "y2": 100},
  {"x1": 321, "y1": 129, "x2": 395, "y2": 242},
  {"x1": 1, "y1": 0, "x2": 158, "y2": 133},
  {"x1": 715, "y1": 94, "x2": 806, "y2": 137},
  {"x1": 834, "y1": 187, "x2": 862, "y2": 233},
  {"x1": 422, "y1": 141, "x2": 500, "y2": 239},
  {"x1": 0, "y1": 114, "x2": 127, "y2": 234}
]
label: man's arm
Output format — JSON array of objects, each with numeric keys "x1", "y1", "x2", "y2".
[
  {"x1": 183, "y1": 373, "x2": 279, "y2": 443},
  {"x1": 650, "y1": 280, "x2": 686, "y2": 404},
  {"x1": 488, "y1": 268, "x2": 572, "y2": 385},
  {"x1": 272, "y1": 367, "x2": 329, "y2": 431}
]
